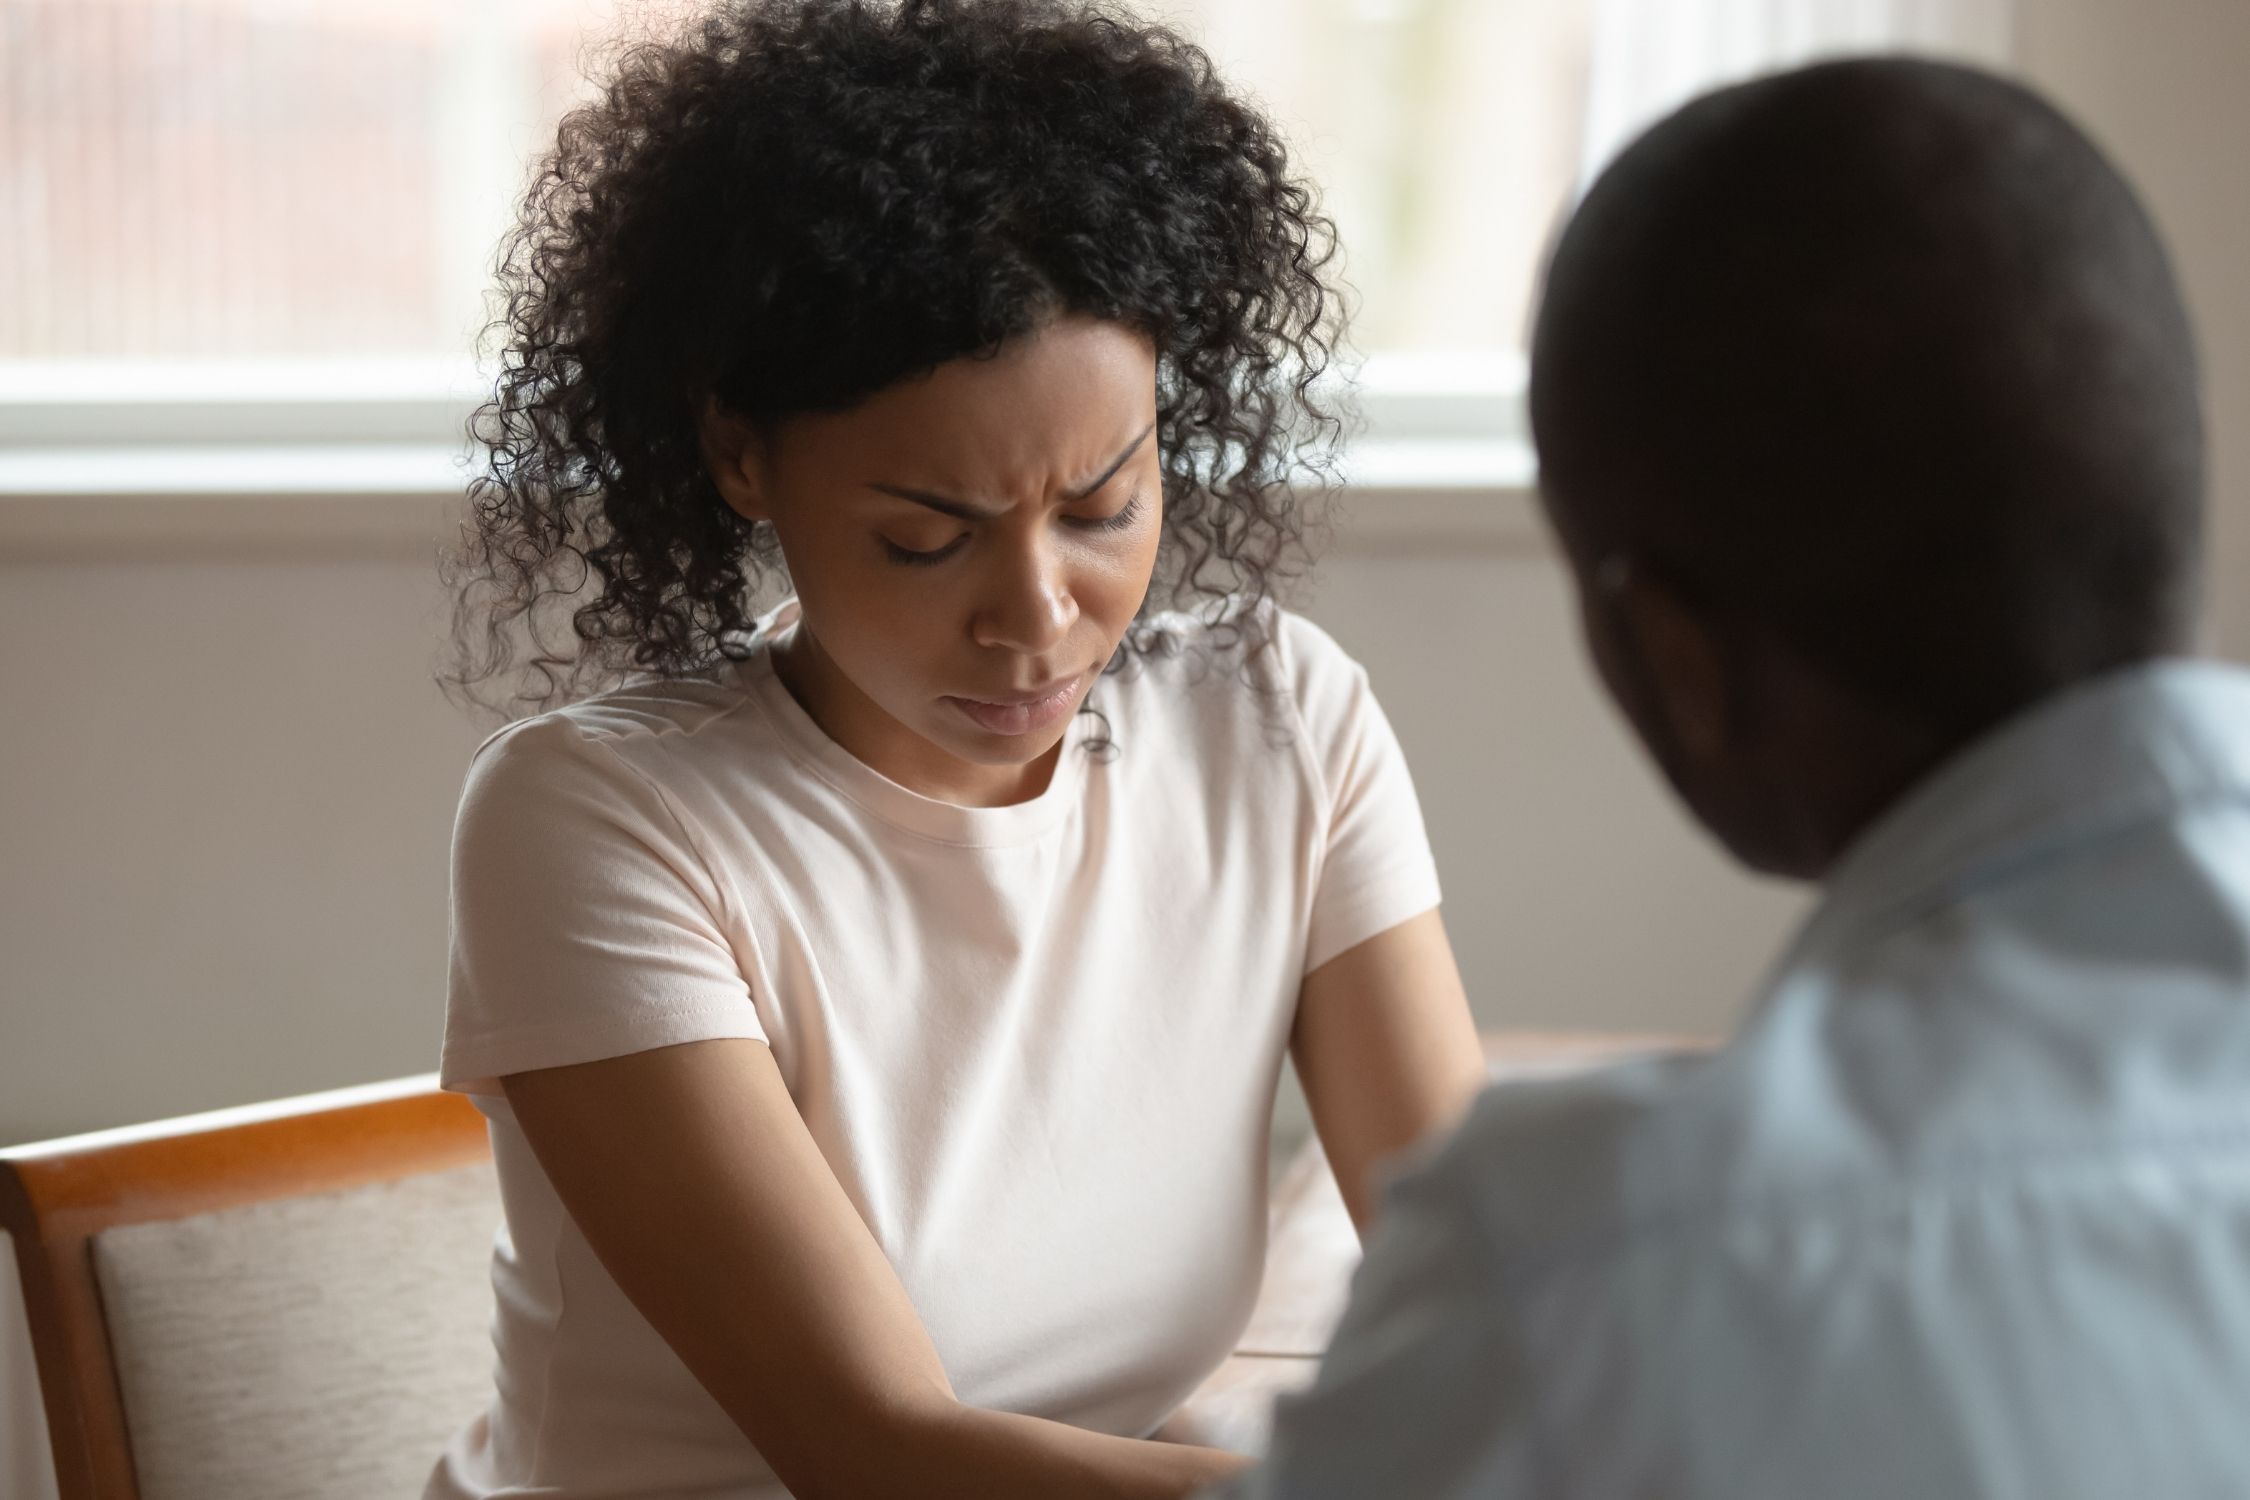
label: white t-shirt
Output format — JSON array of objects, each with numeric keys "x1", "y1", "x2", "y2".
[{"x1": 427, "y1": 602, "x2": 1441, "y2": 1500}]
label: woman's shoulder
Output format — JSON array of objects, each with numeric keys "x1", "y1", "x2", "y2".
[{"x1": 463, "y1": 665, "x2": 760, "y2": 800}]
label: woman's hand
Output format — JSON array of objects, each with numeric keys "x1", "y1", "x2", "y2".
[
  {"x1": 503, "y1": 1038, "x2": 1250, "y2": 1500},
  {"x1": 1290, "y1": 908, "x2": 1486, "y2": 1235}
]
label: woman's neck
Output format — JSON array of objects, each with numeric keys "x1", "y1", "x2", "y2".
[{"x1": 768, "y1": 626, "x2": 1063, "y2": 808}]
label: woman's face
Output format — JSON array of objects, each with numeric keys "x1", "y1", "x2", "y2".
[{"x1": 706, "y1": 317, "x2": 1164, "y2": 806}]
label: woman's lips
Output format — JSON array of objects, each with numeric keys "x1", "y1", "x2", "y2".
[{"x1": 944, "y1": 675, "x2": 1085, "y2": 737}]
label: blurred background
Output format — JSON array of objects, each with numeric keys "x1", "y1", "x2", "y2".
[
  {"x1": 0, "y1": 0, "x2": 1714, "y2": 360},
  {"x1": 3, "y1": 0, "x2": 2248, "y2": 1488}
]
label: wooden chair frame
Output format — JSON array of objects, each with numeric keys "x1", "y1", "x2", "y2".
[{"x1": 0, "y1": 1075, "x2": 489, "y2": 1500}]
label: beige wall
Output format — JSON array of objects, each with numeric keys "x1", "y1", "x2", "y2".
[
  {"x1": 0, "y1": 539, "x2": 485, "y2": 1143},
  {"x1": 2018, "y1": 0, "x2": 2250, "y2": 660}
]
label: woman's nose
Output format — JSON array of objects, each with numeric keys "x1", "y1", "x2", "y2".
[{"x1": 970, "y1": 534, "x2": 1077, "y2": 654}]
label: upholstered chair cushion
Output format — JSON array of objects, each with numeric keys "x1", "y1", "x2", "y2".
[{"x1": 91, "y1": 1160, "x2": 498, "y2": 1500}]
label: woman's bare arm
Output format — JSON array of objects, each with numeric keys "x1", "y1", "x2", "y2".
[
  {"x1": 503, "y1": 1038, "x2": 1251, "y2": 1500},
  {"x1": 1290, "y1": 908, "x2": 1486, "y2": 1234}
]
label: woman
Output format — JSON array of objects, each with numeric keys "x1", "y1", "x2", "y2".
[{"x1": 431, "y1": 2, "x2": 1485, "y2": 1495}]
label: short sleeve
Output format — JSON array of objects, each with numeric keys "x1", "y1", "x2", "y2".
[
  {"x1": 441, "y1": 714, "x2": 765, "y2": 1096},
  {"x1": 1281, "y1": 613, "x2": 1444, "y2": 972}
]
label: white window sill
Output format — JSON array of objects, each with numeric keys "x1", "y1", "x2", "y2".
[
  {"x1": 0, "y1": 444, "x2": 472, "y2": 497},
  {"x1": 0, "y1": 350, "x2": 1550, "y2": 553}
]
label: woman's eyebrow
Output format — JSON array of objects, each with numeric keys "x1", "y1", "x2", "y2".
[
  {"x1": 866, "y1": 420, "x2": 1158, "y2": 519},
  {"x1": 1064, "y1": 420, "x2": 1159, "y2": 501}
]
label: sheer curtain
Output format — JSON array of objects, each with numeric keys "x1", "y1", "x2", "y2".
[{"x1": 1580, "y1": 0, "x2": 2018, "y2": 182}]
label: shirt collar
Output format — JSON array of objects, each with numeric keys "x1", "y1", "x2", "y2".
[{"x1": 1780, "y1": 658, "x2": 2250, "y2": 967}]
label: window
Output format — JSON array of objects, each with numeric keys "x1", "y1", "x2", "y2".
[{"x1": 0, "y1": 0, "x2": 2013, "y2": 489}]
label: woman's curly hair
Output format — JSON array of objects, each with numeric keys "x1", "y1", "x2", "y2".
[{"x1": 443, "y1": 0, "x2": 1347, "y2": 716}]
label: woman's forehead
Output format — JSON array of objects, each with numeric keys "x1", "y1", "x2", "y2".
[{"x1": 780, "y1": 320, "x2": 1159, "y2": 492}]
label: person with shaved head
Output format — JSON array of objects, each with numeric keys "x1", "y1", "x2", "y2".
[{"x1": 1208, "y1": 57, "x2": 2250, "y2": 1500}]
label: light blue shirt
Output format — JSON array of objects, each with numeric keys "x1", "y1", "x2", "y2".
[{"x1": 1216, "y1": 660, "x2": 2250, "y2": 1499}]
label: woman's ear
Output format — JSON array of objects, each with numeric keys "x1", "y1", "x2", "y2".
[{"x1": 699, "y1": 397, "x2": 771, "y2": 523}]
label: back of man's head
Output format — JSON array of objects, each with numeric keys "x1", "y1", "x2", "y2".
[{"x1": 1531, "y1": 57, "x2": 2204, "y2": 743}]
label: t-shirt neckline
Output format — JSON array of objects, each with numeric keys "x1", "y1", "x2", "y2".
[{"x1": 733, "y1": 600, "x2": 1094, "y2": 848}]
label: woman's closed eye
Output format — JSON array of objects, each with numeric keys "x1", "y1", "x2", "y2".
[
  {"x1": 880, "y1": 531, "x2": 971, "y2": 566},
  {"x1": 1067, "y1": 490, "x2": 1145, "y2": 535},
  {"x1": 879, "y1": 491, "x2": 1145, "y2": 567}
]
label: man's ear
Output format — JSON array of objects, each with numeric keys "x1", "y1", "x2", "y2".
[
  {"x1": 1595, "y1": 555, "x2": 1731, "y2": 764},
  {"x1": 698, "y1": 396, "x2": 771, "y2": 523}
]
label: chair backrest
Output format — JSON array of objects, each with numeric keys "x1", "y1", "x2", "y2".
[{"x1": 0, "y1": 1076, "x2": 497, "y2": 1500}]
